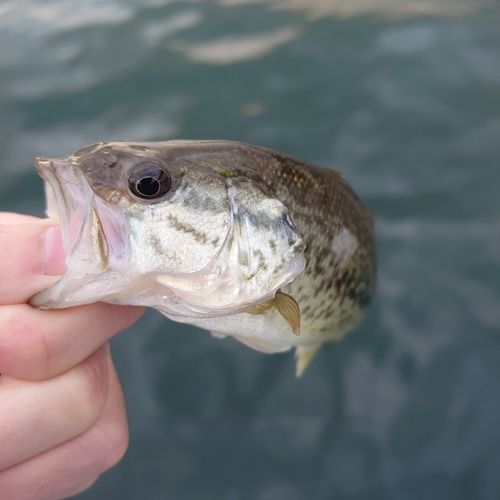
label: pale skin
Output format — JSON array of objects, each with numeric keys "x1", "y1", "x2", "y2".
[{"x1": 0, "y1": 213, "x2": 145, "y2": 499}]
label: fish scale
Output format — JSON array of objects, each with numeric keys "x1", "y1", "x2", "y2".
[{"x1": 30, "y1": 140, "x2": 376, "y2": 377}]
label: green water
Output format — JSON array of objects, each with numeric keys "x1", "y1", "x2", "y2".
[{"x1": 1, "y1": 1, "x2": 500, "y2": 498}]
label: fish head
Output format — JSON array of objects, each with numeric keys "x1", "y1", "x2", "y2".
[{"x1": 30, "y1": 141, "x2": 306, "y2": 317}]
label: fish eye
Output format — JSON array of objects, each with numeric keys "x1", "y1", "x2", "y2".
[{"x1": 128, "y1": 162, "x2": 172, "y2": 200}]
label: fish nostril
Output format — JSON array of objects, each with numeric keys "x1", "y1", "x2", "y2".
[{"x1": 73, "y1": 143, "x2": 104, "y2": 158}]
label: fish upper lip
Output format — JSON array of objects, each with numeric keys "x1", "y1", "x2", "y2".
[
  {"x1": 34, "y1": 157, "x2": 70, "y2": 206},
  {"x1": 35, "y1": 157, "x2": 83, "y2": 201},
  {"x1": 35, "y1": 156, "x2": 75, "y2": 177},
  {"x1": 34, "y1": 156, "x2": 51, "y2": 180}
]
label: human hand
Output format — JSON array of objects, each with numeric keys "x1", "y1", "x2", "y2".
[{"x1": 0, "y1": 213, "x2": 145, "y2": 499}]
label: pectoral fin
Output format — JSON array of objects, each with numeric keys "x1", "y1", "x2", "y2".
[
  {"x1": 295, "y1": 344, "x2": 321, "y2": 378},
  {"x1": 245, "y1": 298, "x2": 275, "y2": 315},
  {"x1": 245, "y1": 290, "x2": 301, "y2": 336},
  {"x1": 274, "y1": 291, "x2": 301, "y2": 336}
]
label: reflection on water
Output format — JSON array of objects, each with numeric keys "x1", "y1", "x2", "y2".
[
  {"x1": 171, "y1": 26, "x2": 300, "y2": 64},
  {"x1": 1, "y1": 0, "x2": 500, "y2": 498},
  {"x1": 219, "y1": 0, "x2": 491, "y2": 19}
]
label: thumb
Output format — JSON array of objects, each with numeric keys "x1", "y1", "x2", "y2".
[{"x1": 0, "y1": 217, "x2": 67, "y2": 304}]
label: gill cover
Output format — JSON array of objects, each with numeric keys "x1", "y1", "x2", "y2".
[{"x1": 155, "y1": 177, "x2": 306, "y2": 315}]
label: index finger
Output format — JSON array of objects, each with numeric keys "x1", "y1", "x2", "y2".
[
  {"x1": 0, "y1": 301, "x2": 145, "y2": 380},
  {"x1": 0, "y1": 216, "x2": 145, "y2": 380}
]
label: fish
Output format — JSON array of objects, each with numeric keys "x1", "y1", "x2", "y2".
[{"x1": 30, "y1": 141, "x2": 376, "y2": 377}]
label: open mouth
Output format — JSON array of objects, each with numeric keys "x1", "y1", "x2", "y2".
[
  {"x1": 30, "y1": 156, "x2": 131, "y2": 310},
  {"x1": 34, "y1": 156, "x2": 110, "y2": 275}
]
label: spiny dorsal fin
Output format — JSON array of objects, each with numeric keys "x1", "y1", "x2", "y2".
[
  {"x1": 295, "y1": 344, "x2": 321, "y2": 378},
  {"x1": 245, "y1": 290, "x2": 301, "y2": 336}
]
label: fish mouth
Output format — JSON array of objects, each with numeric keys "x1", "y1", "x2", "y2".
[{"x1": 35, "y1": 156, "x2": 109, "y2": 275}]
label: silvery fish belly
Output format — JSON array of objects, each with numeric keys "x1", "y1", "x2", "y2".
[{"x1": 30, "y1": 141, "x2": 376, "y2": 377}]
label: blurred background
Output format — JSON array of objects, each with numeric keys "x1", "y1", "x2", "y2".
[{"x1": 1, "y1": 0, "x2": 500, "y2": 498}]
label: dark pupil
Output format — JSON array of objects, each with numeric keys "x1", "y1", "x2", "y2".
[
  {"x1": 137, "y1": 177, "x2": 160, "y2": 196},
  {"x1": 129, "y1": 163, "x2": 172, "y2": 200}
]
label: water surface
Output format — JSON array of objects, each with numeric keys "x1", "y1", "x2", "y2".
[{"x1": 1, "y1": 1, "x2": 500, "y2": 498}]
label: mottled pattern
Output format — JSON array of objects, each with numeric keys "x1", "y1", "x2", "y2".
[
  {"x1": 145, "y1": 141, "x2": 376, "y2": 343},
  {"x1": 33, "y1": 140, "x2": 375, "y2": 348},
  {"x1": 255, "y1": 147, "x2": 377, "y2": 342},
  {"x1": 119, "y1": 140, "x2": 375, "y2": 344}
]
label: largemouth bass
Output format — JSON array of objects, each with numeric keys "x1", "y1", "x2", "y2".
[{"x1": 30, "y1": 141, "x2": 376, "y2": 376}]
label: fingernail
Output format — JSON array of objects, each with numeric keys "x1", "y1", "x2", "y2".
[{"x1": 44, "y1": 225, "x2": 67, "y2": 275}]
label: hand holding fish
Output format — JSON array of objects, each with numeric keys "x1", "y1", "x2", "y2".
[
  {"x1": 0, "y1": 140, "x2": 375, "y2": 498},
  {"x1": 0, "y1": 213, "x2": 144, "y2": 499}
]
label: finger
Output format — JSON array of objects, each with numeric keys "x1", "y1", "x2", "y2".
[
  {"x1": 0, "y1": 220, "x2": 67, "y2": 304},
  {"x1": 0, "y1": 344, "x2": 111, "y2": 471},
  {"x1": 0, "y1": 301, "x2": 144, "y2": 380},
  {"x1": 0, "y1": 212, "x2": 44, "y2": 225},
  {"x1": 0, "y1": 361, "x2": 128, "y2": 500}
]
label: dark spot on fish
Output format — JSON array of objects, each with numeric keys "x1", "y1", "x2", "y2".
[
  {"x1": 180, "y1": 188, "x2": 225, "y2": 213},
  {"x1": 334, "y1": 269, "x2": 350, "y2": 290},
  {"x1": 238, "y1": 251, "x2": 250, "y2": 268},
  {"x1": 317, "y1": 275, "x2": 334, "y2": 293},
  {"x1": 108, "y1": 162, "x2": 118, "y2": 168},
  {"x1": 322, "y1": 304, "x2": 337, "y2": 320},
  {"x1": 313, "y1": 260, "x2": 324, "y2": 278},
  {"x1": 166, "y1": 213, "x2": 211, "y2": 245},
  {"x1": 253, "y1": 249, "x2": 264, "y2": 259},
  {"x1": 150, "y1": 235, "x2": 165, "y2": 255},
  {"x1": 347, "y1": 287, "x2": 372, "y2": 309}
]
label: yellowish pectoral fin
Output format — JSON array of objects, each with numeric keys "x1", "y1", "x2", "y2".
[
  {"x1": 295, "y1": 344, "x2": 322, "y2": 378},
  {"x1": 245, "y1": 298, "x2": 275, "y2": 315},
  {"x1": 245, "y1": 290, "x2": 301, "y2": 336},
  {"x1": 275, "y1": 291, "x2": 301, "y2": 336}
]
